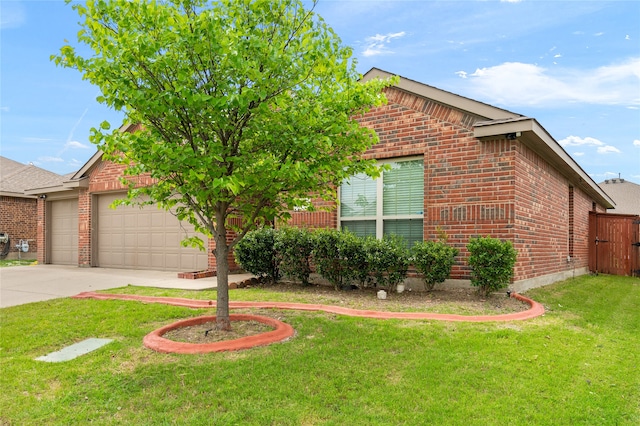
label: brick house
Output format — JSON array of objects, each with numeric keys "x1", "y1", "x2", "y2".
[
  {"x1": 27, "y1": 143, "x2": 211, "y2": 272},
  {"x1": 289, "y1": 69, "x2": 614, "y2": 291},
  {"x1": 30, "y1": 68, "x2": 615, "y2": 291},
  {"x1": 0, "y1": 156, "x2": 65, "y2": 260}
]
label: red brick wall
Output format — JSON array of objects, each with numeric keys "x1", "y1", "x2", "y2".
[
  {"x1": 287, "y1": 87, "x2": 609, "y2": 284},
  {"x1": 78, "y1": 188, "x2": 92, "y2": 266},
  {"x1": 290, "y1": 87, "x2": 516, "y2": 280},
  {"x1": 37, "y1": 198, "x2": 45, "y2": 263},
  {"x1": 0, "y1": 196, "x2": 37, "y2": 259},
  {"x1": 572, "y1": 186, "x2": 597, "y2": 268},
  {"x1": 513, "y1": 143, "x2": 571, "y2": 280}
]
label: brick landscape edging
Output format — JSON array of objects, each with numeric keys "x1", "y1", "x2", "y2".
[
  {"x1": 73, "y1": 291, "x2": 545, "y2": 353},
  {"x1": 143, "y1": 314, "x2": 295, "y2": 354}
]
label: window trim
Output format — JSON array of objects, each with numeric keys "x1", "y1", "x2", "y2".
[{"x1": 338, "y1": 156, "x2": 424, "y2": 240}]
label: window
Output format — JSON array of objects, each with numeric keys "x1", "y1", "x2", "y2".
[{"x1": 339, "y1": 158, "x2": 424, "y2": 247}]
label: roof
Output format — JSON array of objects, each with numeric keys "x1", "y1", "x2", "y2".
[
  {"x1": 598, "y1": 179, "x2": 640, "y2": 215},
  {"x1": 0, "y1": 156, "x2": 65, "y2": 198},
  {"x1": 361, "y1": 68, "x2": 615, "y2": 209}
]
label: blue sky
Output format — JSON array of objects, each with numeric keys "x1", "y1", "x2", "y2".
[{"x1": 1, "y1": 0, "x2": 639, "y2": 184}]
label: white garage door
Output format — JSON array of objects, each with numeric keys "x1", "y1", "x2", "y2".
[
  {"x1": 96, "y1": 192, "x2": 208, "y2": 272},
  {"x1": 49, "y1": 199, "x2": 78, "y2": 265}
]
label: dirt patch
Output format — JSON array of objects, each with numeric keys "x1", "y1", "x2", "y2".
[
  {"x1": 163, "y1": 320, "x2": 274, "y2": 343},
  {"x1": 250, "y1": 282, "x2": 526, "y2": 314}
]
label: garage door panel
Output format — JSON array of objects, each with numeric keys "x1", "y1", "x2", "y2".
[
  {"x1": 50, "y1": 199, "x2": 78, "y2": 265},
  {"x1": 97, "y1": 193, "x2": 208, "y2": 271}
]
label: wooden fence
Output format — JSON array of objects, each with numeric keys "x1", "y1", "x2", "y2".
[{"x1": 589, "y1": 212, "x2": 640, "y2": 277}]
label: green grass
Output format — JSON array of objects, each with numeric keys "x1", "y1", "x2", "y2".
[
  {"x1": 0, "y1": 259, "x2": 38, "y2": 267},
  {"x1": 1, "y1": 274, "x2": 638, "y2": 425}
]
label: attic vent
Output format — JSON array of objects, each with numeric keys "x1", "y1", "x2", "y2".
[{"x1": 604, "y1": 178, "x2": 625, "y2": 184}]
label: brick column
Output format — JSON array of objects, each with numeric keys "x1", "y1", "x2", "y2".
[{"x1": 78, "y1": 188, "x2": 92, "y2": 267}]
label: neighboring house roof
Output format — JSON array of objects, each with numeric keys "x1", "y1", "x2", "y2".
[
  {"x1": 598, "y1": 178, "x2": 640, "y2": 215},
  {"x1": 361, "y1": 68, "x2": 615, "y2": 209},
  {"x1": 0, "y1": 156, "x2": 65, "y2": 198}
]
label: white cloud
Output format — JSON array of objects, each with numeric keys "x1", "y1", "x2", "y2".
[
  {"x1": 455, "y1": 71, "x2": 468, "y2": 79},
  {"x1": 0, "y1": 2, "x2": 25, "y2": 29},
  {"x1": 65, "y1": 141, "x2": 90, "y2": 150},
  {"x1": 597, "y1": 145, "x2": 621, "y2": 154},
  {"x1": 633, "y1": 139, "x2": 640, "y2": 147},
  {"x1": 458, "y1": 58, "x2": 640, "y2": 107},
  {"x1": 594, "y1": 32, "x2": 605, "y2": 37},
  {"x1": 38, "y1": 156, "x2": 64, "y2": 163},
  {"x1": 559, "y1": 135, "x2": 605, "y2": 147},
  {"x1": 500, "y1": 0, "x2": 522, "y2": 3},
  {"x1": 362, "y1": 31, "x2": 406, "y2": 57},
  {"x1": 559, "y1": 136, "x2": 621, "y2": 155},
  {"x1": 0, "y1": 106, "x2": 9, "y2": 112},
  {"x1": 626, "y1": 35, "x2": 631, "y2": 40},
  {"x1": 573, "y1": 152, "x2": 585, "y2": 157},
  {"x1": 67, "y1": 158, "x2": 84, "y2": 169}
]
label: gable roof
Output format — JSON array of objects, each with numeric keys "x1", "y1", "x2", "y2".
[
  {"x1": 361, "y1": 68, "x2": 615, "y2": 209},
  {"x1": 0, "y1": 156, "x2": 65, "y2": 198},
  {"x1": 362, "y1": 67, "x2": 522, "y2": 121},
  {"x1": 598, "y1": 179, "x2": 640, "y2": 215}
]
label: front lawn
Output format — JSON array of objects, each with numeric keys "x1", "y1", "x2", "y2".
[
  {"x1": 1, "y1": 274, "x2": 638, "y2": 425},
  {"x1": 0, "y1": 259, "x2": 37, "y2": 267}
]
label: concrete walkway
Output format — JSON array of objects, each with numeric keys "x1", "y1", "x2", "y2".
[{"x1": 0, "y1": 264, "x2": 253, "y2": 308}]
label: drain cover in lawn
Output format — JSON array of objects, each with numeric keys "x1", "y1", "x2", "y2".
[{"x1": 36, "y1": 338, "x2": 113, "y2": 362}]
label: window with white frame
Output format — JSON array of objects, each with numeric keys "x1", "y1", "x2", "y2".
[{"x1": 339, "y1": 157, "x2": 424, "y2": 247}]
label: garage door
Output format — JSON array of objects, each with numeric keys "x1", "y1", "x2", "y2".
[
  {"x1": 49, "y1": 199, "x2": 78, "y2": 265},
  {"x1": 96, "y1": 193, "x2": 208, "y2": 271}
]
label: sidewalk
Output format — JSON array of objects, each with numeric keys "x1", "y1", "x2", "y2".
[{"x1": 0, "y1": 264, "x2": 253, "y2": 308}]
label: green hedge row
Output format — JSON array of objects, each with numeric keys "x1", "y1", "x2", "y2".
[{"x1": 234, "y1": 227, "x2": 516, "y2": 294}]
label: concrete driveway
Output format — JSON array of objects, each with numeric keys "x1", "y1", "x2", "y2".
[{"x1": 0, "y1": 265, "x2": 252, "y2": 308}]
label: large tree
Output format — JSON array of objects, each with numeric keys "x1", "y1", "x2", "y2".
[{"x1": 55, "y1": 0, "x2": 393, "y2": 330}]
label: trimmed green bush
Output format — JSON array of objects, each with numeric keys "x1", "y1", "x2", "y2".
[
  {"x1": 312, "y1": 229, "x2": 349, "y2": 290},
  {"x1": 275, "y1": 227, "x2": 314, "y2": 286},
  {"x1": 466, "y1": 236, "x2": 517, "y2": 296},
  {"x1": 234, "y1": 227, "x2": 280, "y2": 283},
  {"x1": 339, "y1": 231, "x2": 372, "y2": 288},
  {"x1": 411, "y1": 241, "x2": 459, "y2": 291},
  {"x1": 365, "y1": 235, "x2": 410, "y2": 292}
]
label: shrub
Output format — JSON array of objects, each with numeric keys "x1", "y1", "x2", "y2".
[
  {"x1": 275, "y1": 227, "x2": 314, "y2": 286},
  {"x1": 365, "y1": 235, "x2": 410, "y2": 292},
  {"x1": 466, "y1": 236, "x2": 517, "y2": 296},
  {"x1": 338, "y1": 231, "x2": 372, "y2": 288},
  {"x1": 312, "y1": 229, "x2": 348, "y2": 290},
  {"x1": 234, "y1": 227, "x2": 280, "y2": 283},
  {"x1": 411, "y1": 241, "x2": 459, "y2": 291}
]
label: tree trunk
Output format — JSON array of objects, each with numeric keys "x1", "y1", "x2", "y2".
[{"x1": 214, "y1": 215, "x2": 232, "y2": 331}]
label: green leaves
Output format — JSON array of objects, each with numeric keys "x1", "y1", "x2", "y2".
[
  {"x1": 411, "y1": 241, "x2": 459, "y2": 291},
  {"x1": 467, "y1": 236, "x2": 518, "y2": 296},
  {"x1": 53, "y1": 0, "x2": 394, "y2": 318}
]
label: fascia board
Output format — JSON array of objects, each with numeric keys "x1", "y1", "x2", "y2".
[
  {"x1": 71, "y1": 150, "x2": 103, "y2": 180},
  {"x1": 63, "y1": 176, "x2": 89, "y2": 189},
  {"x1": 362, "y1": 68, "x2": 521, "y2": 120},
  {"x1": 0, "y1": 191, "x2": 36, "y2": 199},
  {"x1": 24, "y1": 185, "x2": 73, "y2": 196}
]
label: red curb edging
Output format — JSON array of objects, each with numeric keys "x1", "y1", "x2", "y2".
[
  {"x1": 72, "y1": 291, "x2": 544, "y2": 353},
  {"x1": 143, "y1": 314, "x2": 294, "y2": 354},
  {"x1": 177, "y1": 270, "x2": 216, "y2": 280},
  {"x1": 73, "y1": 291, "x2": 544, "y2": 322}
]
